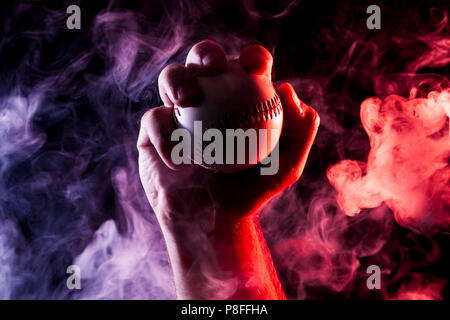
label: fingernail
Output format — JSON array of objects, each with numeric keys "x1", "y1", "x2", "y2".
[
  {"x1": 296, "y1": 99, "x2": 307, "y2": 117},
  {"x1": 201, "y1": 52, "x2": 227, "y2": 75},
  {"x1": 292, "y1": 91, "x2": 301, "y2": 108},
  {"x1": 286, "y1": 84, "x2": 306, "y2": 116},
  {"x1": 201, "y1": 53, "x2": 213, "y2": 66}
]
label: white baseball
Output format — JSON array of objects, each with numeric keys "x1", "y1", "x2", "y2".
[{"x1": 174, "y1": 61, "x2": 283, "y2": 173}]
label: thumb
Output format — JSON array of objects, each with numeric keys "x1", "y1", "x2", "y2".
[{"x1": 276, "y1": 82, "x2": 320, "y2": 186}]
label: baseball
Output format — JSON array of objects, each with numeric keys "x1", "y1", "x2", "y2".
[{"x1": 174, "y1": 60, "x2": 283, "y2": 173}]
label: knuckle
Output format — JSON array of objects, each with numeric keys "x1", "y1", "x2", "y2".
[
  {"x1": 140, "y1": 108, "x2": 156, "y2": 129},
  {"x1": 160, "y1": 64, "x2": 186, "y2": 82},
  {"x1": 190, "y1": 40, "x2": 221, "y2": 56}
]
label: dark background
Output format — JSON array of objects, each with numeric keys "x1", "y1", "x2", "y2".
[{"x1": 0, "y1": 0, "x2": 448, "y2": 299}]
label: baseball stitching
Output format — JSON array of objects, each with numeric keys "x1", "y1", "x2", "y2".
[
  {"x1": 174, "y1": 91, "x2": 282, "y2": 130},
  {"x1": 173, "y1": 91, "x2": 283, "y2": 171}
]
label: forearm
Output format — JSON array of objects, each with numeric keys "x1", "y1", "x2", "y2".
[
  {"x1": 158, "y1": 214, "x2": 286, "y2": 300},
  {"x1": 212, "y1": 216, "x2": 286, "y2": 300}
]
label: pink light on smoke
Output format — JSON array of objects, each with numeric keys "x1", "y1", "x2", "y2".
[
  {"x1": 388, "y1": 273, "x2": 446, "y2": 300},
  {"x1": 327, "y1": 89, "x2": 450, "y2": 234},
  {"x1": 2, "y1": 0, "x2": 449, "y2": 300}
]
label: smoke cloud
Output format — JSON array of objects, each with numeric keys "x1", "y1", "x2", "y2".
[
  {"x1": 0, "y1": 0, "x2": 448, "y2": 299},
  {"x1": 328, "y1": 89, "x2": 450, "y2": 234}
]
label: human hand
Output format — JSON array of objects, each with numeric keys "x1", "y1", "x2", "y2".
[
  {"x1": 137, "y1": 40, "x2": 319, "y2": 299},
  {"x1": 138, "y1": 40, "x2": 320, "y2": 227}
]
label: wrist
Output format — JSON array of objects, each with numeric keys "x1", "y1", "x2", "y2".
[
  {"x1": 157, "y1": 208, "x2": 259, "y2": 269},
  {"x1": 155, "y1": 208, "x2": 284, "y2": 300},
  {"x1": 156, "y1": 206, "x2": 258, "y2": 238},
  {"x1": 156, "y1": 210, "x2": 258, "y2": 299}
]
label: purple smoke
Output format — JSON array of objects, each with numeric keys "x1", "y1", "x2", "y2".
[{"x1": 0, "y1": 0, "x2": 448, "y2": 299}]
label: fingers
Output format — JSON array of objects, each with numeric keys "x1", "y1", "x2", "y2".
[
  {"x1": 186, "y1": 41, "x2": 273, "y2": 77},
  {"x1": 277, "y1": 83, "x2": 320, "y2": 185},
  {"x1": 185, "y1": 40, "x2": 227, "y2": 76},
  {"x1": 158, "y1": 64, "x2": 203, "y2": 107},
  {"x1": 159, "y1": 41, "x2": 274, "y2": 109},
  {"x1": 239, "y1": 45, "x2": 273, "y2": 77},
  {"x1": 138, "y1": 106, "x2": 179, "y2": 171},
  {"x1": 158, "y1": 41, "x2": 229, "y2": 108}
]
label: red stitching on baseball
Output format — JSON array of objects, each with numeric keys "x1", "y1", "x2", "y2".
[{"x1": 210, "y1": 92, "x2": 282, "y2": 130}]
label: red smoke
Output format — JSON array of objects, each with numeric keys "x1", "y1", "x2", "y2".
[
  {"x1": 388, "y1": 273, "x2": 446, "y2": 300},
  {"x1": 327, "y1": 89, "x2": 450, "y2": 235},
  {"x1": 1, "y1": 0, "x2": 449, "y2": 300}
]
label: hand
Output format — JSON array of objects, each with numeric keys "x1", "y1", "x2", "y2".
[
  {"x1": 137, "y1": 40, "x2": 319, "y2": 299},
  {"x1": 138, "y1": 40, "x2": 319, "y2": 226}
]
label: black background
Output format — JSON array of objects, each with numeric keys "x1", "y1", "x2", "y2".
[{"x1": 0, "y1": 0, "x2": 448, "y2": 299}]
